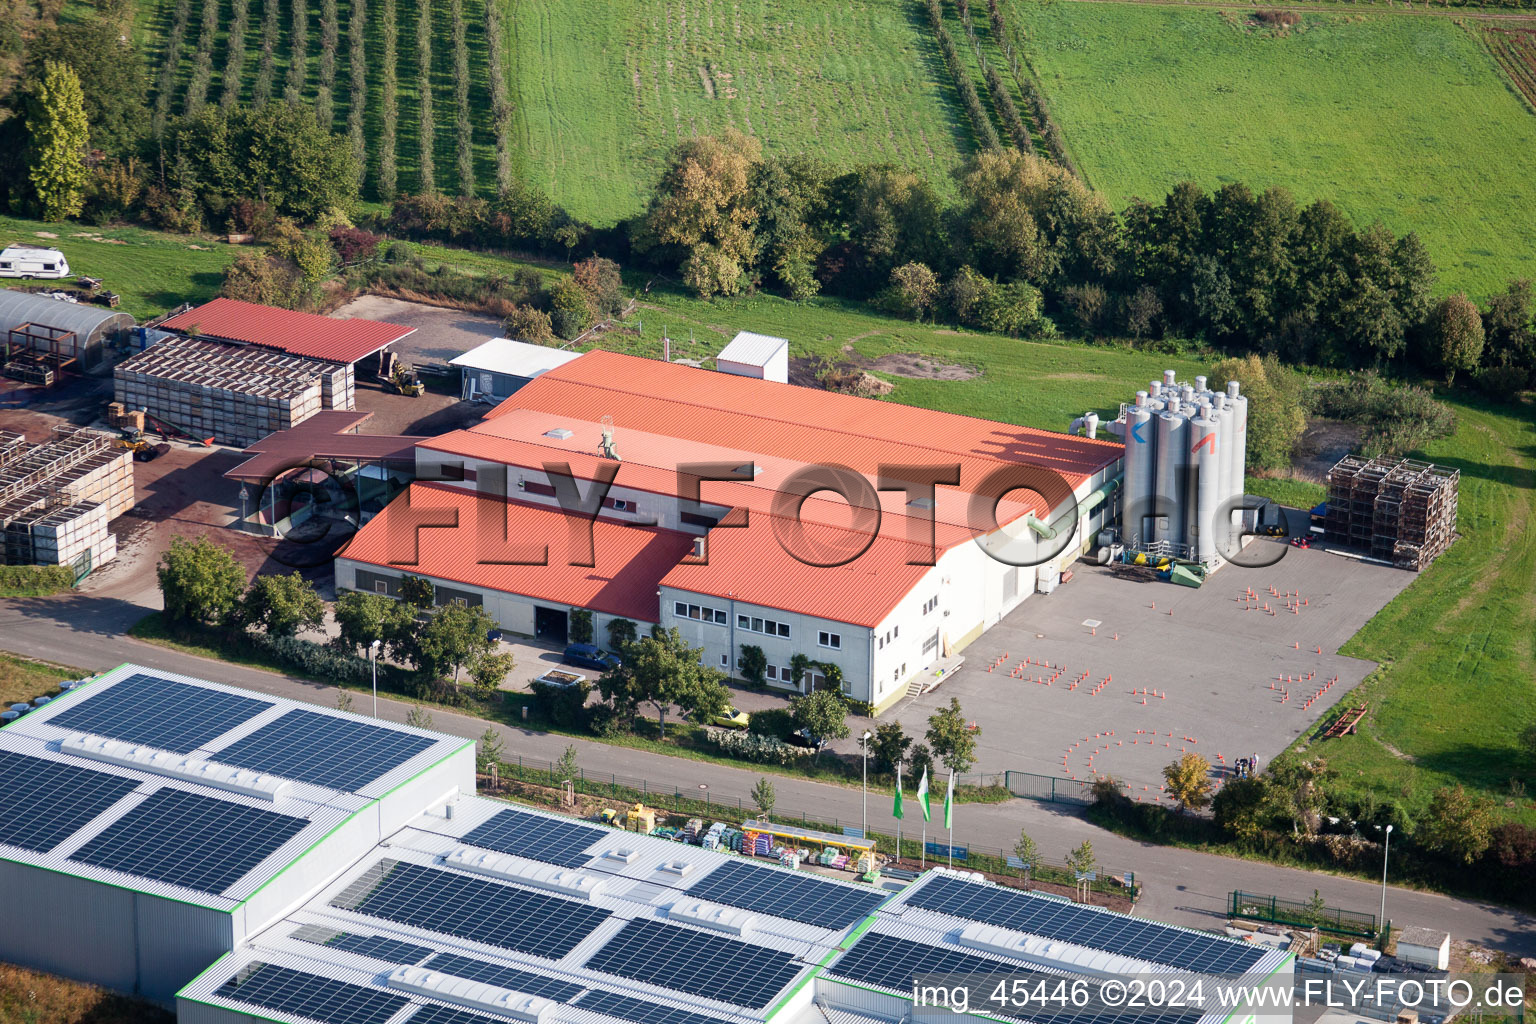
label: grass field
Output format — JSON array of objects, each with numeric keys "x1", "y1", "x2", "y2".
[
  {"x1": 0, "y1": 961, "x2": 171, "y2": 1024},
  {"x1": 503, "y1": 0, "x2": 976, "y2": 223},
  {"x1": 1004, "y1": 2, "x2": 1536, "y2": 296},
  {"x1": 0, "y1": 215, "x2": 242, "y2": 319},
  {"x1": 0, "y1": 652, "x2": 84, "y2": 709}
]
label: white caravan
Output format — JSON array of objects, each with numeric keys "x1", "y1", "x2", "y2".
[{"x1": 0, "y1": 246, "x2": 71, "y2": 279}]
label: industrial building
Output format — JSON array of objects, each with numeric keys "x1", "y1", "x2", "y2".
[
  {"x1": 0, "y1": 425, "x2": 134, "y2": 571},
  {"x1": 451, "y1": 338, "x2": 585, "y2": 403},
  {"x1": 0, "y1": 665, "x2": 472, "y2": 1003},
  {"x1": 335, "y1": 350, "x2": 1124, "y2": 712},
  {"x1": 0, "y1": 288, "x2": 134, "y2": 379},
  {"x1": 0, "y1": 663, "x2": 1292, "y2": 1024},
  {"x1": 1323, "y1": 456, "x2": 1458, "y2": 571}
]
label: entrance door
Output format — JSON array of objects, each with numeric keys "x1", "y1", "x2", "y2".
[{"x1": 534, "y1": 606, "x2": 569, "y2": 644}]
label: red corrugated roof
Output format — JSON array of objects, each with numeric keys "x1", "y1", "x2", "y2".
[
  {"x1": 336, "y1": 482, "x2": 697, "y2": 622},
  {"x1": 160, "y1": 298, "x2": 415, "y2": 364},
  {"x1": 224, "y1": 411, "x2": 427, "y2": 482}
]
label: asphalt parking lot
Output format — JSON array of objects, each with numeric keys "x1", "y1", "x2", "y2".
[{"x1": 888, "y1": 538, "x2": 1416, "y2": 801}]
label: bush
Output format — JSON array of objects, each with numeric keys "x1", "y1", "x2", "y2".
[
  {"x1": 548, "y1": 278, "x2": 594, "y2": 339},
  {"x1": 529, "y1": 678, "x2": 590, "y2": 727},
  {"x1": 0, "y1": 563, "x2": 75, "y2": 595},
  {"x1": 1472, "y1": 364, "x2": 1529, "y2": 402},
  {"x1": 707, "y1": 727, "x2": 808, "y2": 765},
  {"x1": 1307, "y1": 372, "x2": 1457, "y2": 458},
  {"x1": 747, "y1": 707, "x2": 794, "y2": 740},
  {"x1": 583, "y1": 701, "x2": 628, "y2": 737}
]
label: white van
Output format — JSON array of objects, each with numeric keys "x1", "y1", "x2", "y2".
[{"x1": 0, "y1": 246, "x2": 71, "y2": 279}]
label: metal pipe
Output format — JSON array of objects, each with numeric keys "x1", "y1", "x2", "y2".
[{"x1": 1022, "y1": 477, "x2": 1121, "y2": 540}]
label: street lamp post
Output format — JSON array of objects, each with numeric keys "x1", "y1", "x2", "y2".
[
  {"x1": 1379, "y1": 824, "x2": 1393, "y2": 932},
  {"x1": 370, "y1": 639, "x2": 381, "y2": 718},
  {"x1": 699, "y1": 783, "x2": 708, "y2": 808},
  {"x1": 860, "y1": 730, "x2": 872, "y2": 838}
]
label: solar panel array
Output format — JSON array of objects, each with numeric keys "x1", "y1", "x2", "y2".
[
  {"x1": 332, "y1": 860, "x2": 608, "y2": 959},
  {"x1": 0, "y1": 751, "x2": 137, "y2": 852},
  {"x1": 215, "y1": 709, "x2": 435, "y2": 792},
  {"x1": 686, "y1": 858, "x2": 886, "y2": 930},
  {"x1": 421, "y1": 952, "x2": 584, "y2": 1001},
  {"x1": 904, "y1": 876, "x2": 1266, "y2": 974},
  {"x1": 574, "y1": 989, "x2": 736, "y2": 1024},
  {"x1": 459, "y1": 806, "x2": 606, "y2": 868},
  {"x1": 409, "y1": 1004, "x2": 525, "y2": 1024},
  {"x1": 827, "y1": 931, "x2": 1206, "y2": 1024},
  {"x1": 584, "y1": 919, "x2": 802, "y2": 1009},
  {"x1": 46, "y1": 673, "x2": 273, "y2": 753},
  {"x1": 70, "y1": 788, "x2": 309, "y2": 894},
  {"x1": 289, "y1": 925, "x2": 436, "y2": 966},
  {"x1": 214, "y1": 962, "x2": 409, "y2": 1024}
]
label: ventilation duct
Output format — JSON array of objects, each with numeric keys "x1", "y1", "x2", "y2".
[
  {"x1": 386, "y1": 966, "x2": 552, "y2": 1022},
  {"x1": 61, "y1": 733, "x2": 292, "y2": 801},
  {"x1": 441, "y1": 847, "x2": 607, "y2": 899},
  {"x1": 667, "y1": 898, "x2": 759, "y2": 936}
]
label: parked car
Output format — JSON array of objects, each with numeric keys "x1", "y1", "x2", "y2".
[
  {"x1": 0, "y1": 246, "x2": 70, "y2": 279},
  {"x1": 711, "y1": 705, "x2": 749, "y2": 729},
  {"x1": 786, "y1": 727, "x2": 822, "y2": 749},
  {"x1": 562, "y1": 643, "x2": 621, "y2": 672}
]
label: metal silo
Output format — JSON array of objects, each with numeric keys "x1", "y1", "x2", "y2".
[
  {"x1": 1213, "y1": 393, "x2": 1235, "y2": 551},
  {"x1": 1190, "y1": 408, "x2": 1219, "y2": 564},
  {"x1": 1227, "y1": 381, "x2": 1248, "y2": 514},
  {"x1": 1124, "y1": 395, "x2": 1154, "y2": 546},
  {"x1": 1153, "y1": 408, "x2": 1185, "y2": 544}
]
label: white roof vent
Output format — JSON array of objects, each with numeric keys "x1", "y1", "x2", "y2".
[
  {"x1": 603, "y1": 848, "x2": 639, "y2": 864},
  {"x1": 954, "y1": 921, "x2": 1156, "y2": 976},
  {"x1": 543, "y1": 428, "x2": 574, "y2": 440},
  {"x1": 907, "y1": 497, "x2": 936, "y2": 510},
  {"x1": 386, "y1": 966, "x2": 551, "y2": 1022},
  {"x1": 61, "y1": 733, "x2": 293, "y2": 801},
  {"x1": 658, "y1": 859, "x2": 694, "y2": 877},
  {"x1": 667, "y1": 898, "x2": 759, "y2": 936},
  {"x1": 442, "y1": 847, "x2": 605, "y2": 898}
]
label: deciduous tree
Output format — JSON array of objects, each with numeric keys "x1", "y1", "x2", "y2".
[
  {"x1": 752, "y1": 776, "x2": 776, "y2": 818},
  {"x1": 241, "y1": 571, "x2": 325, "y2": 637},
  {"x1": 926, "y1": 696, "x2": 978, "y2": 774},
  {"x1": 416, "y1": 603, "x2": 500, "y2": 688},
  {"x1": 1432, "y1": 293, "x2": 1484, "y2": 384},
  {"x1": 157, "y1": 536, "x2": 247, "y2": 625},
  {"x1": 1418, "y1": 785, "x2": 1495, "y2": 864},
  {"x1": 1161, "y1": 753, "x2": 1214, "y2": 813},
  {"x1": 26, "y1": 60, "x2": 90, "y2": 221},
  {"x1": 789, "y1": 689, "x2": 850, "y2": 752},
  {"x1": 640, "y1": 129, "x2": 761, "y2": 298}
]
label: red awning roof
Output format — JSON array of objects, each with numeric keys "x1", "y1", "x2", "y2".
[
  {"x1": 224, "y1": 411, "x2": 427, "y2": 482},
  {"x1": 160, "y1": 298, "x2": 415, "y2": 364},
  {"x1": 336, "y1": 482, "x2": 698, "y2": 622}
]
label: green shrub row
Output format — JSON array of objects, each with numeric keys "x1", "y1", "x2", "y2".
[
  {"x1": 253, "y1": 0, "x2": 281, "y2": 106},
  {"x1": 415, "y1": 0, "x2": 434, "y2": 193},
  {"x1": 317, "y1": 0, "x2": 339, "y2": 130},
  {"x1": 483, "y1": 0, "x2": 513, "y2": 194},
  {"x1": 707, "y1": 727, "x2": 808, "y2": 766},
  {"x1": 925, "y1": 0, "x2": 1000, "y2": 151},
  {"x1": 378, "y1": 0, "x2": 398, "y2": 199},
  {"x1": 347, "y1": 0, "x2": 367, "y2": 181},
  {"x1": 152, "y1": 0, "x2": 194, "y2": 138},
  {"x1": 0, "y1": 564, "x2": 75, "y2": 595},
  {"x1": 221, "y1": 0, "x2": 252, "y2": 109}
]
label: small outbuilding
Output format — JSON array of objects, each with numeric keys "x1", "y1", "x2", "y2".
[
  {"x1": 1394, "y1": 927, "x2": 1450, "y2": 970},
  {"x1": 716, "y1": 330, "x2": 789, "y2": 383},
  {"x1": 449, "y1": 337, "x2": 584, "y2": 402},
  {"x1": 0, "y1": 289, "x2": 134, "y2": 369}
]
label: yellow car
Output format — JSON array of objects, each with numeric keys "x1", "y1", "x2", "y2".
[{"x1": 711, "y1": 705, "x2": 749, "y2": 729}]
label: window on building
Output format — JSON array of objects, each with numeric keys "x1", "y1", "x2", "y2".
[
  {"x1": 878, "y1": 637, "x2": 884, "y2": 650},
  {"x1": 738, "y1": 615, "x2": 790, "y2": 639},
  {"x1": 781, "y1": 666, "x2": 794, "y2": 682},
  {"x1": 373, "y1": 579, "x2": 388, "y2": 595},
  {"x1": 462, "y1": 467, "x2": 478, "y2": 482},
  {"x1": 681, "y1": 511, "x2": 720, "y2": 529},
  {"x1": 894, "y1": 626, "x2": 899, "y2": 638},
  {"x1": 355, "y1": 569, "x2": 400, "y2": 598},
  {"x1": 766, "y1": 664, "x2": 777, "y2": 680},
  {"x1": 606, "y1": 497, "x2": 634, "y2": 513},
  {"x1": 522, "y1": 480, "x2": 557, "y2": 497},
  {"x1": 818, "y1": 631, "x2": 841, "y2": 650},
  {"x1": 842, "y1": 677, "x2": 852, "y2": 694},
  {"x1": 720, "y1": 654, "x2": 728, "y2": 667},
  {"x1": 675, "y1": 601, "x2": 727, "y2": 624}
]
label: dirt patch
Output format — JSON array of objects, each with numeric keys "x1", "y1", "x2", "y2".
[
  {"x1": 1292, "y1": 418, "x2": 1365, "y2": 481},
  {"x1": 353, "y1": 383, "x2": 485, "y2": 436},
  {"x1": 868, "y1": 352, "x2": 979, "y2": 381},
  {"x1": 787, "y1": 356, "x2": 893, "y2": 397}
]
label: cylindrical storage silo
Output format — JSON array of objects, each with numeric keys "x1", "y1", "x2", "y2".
[
  {"x1": 1163, "y1": 369, "x2": 1177, "y2": 388},
  {"x1": 1124, "y1": 403, "x2": 1154, "y2": 546},
  {"x1": 1214, "y1": 394, "x2": 1235, "y2": 552},
  {"x1": 1180, "y1": 385, "x2": 1195, "y2": 406},
  {"x1": 1153, "y1": 409, "x2": 1185, "y2": 544},
  {"x1": 1229, "y1": 388, "x2": 1248, "y2": 514},
  {"x1": 1195, "y1": 375, "x2": 1207, "y2": 393},
  {"x1": 1190, "y1": 410, "x2": 1219, "y2": 564},
  {"x1": 1149, "y1": 381, "x2": 1163, "y2": 400}
]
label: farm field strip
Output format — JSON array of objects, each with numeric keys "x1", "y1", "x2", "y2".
[
  {"x1": 1480, "y1": 25, "x2": 1536, "y2": 107},
  {"x1": 999, "y1": 0, "x2": 1536, "y2": 296}
]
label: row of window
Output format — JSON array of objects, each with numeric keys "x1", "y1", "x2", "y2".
[
  {"x1": 922, "y1": 595, "x2": 939, "y2": 615},
  {"x1": 517, "y1": 478, "x2": 633, "y2": 513},
  {"x1": 878, "y1": 625, "x2": 900, "y2": 649},
  {"x1": 738, "y1": 615, "x2": 791, "y2": 638},
  {"x1": 674, "y1": 601, "x2": 729, "y2": 624}
]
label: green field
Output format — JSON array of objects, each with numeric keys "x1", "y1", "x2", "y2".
[
  {"x1": 0, "y1": 215, "x2": 243, "y2": 319},
  {"x1": 1004, "y1": 2, "x2": 1536, "y2": 296},
  {"x1": 503, "y1": 0, "x2": 976, "y2": 223}
]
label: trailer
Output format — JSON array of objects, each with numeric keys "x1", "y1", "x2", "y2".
[{"x1": 0, "y1": 246, "x2": 71, "y2": 279}]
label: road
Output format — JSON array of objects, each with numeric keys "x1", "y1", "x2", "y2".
[{"x1": 4, "y1": 595, "x2": 1531, "y2": 956}]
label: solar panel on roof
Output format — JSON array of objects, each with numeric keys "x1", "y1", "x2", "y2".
[
  {"x1": 583, "y1": 919, "x2": 802, "y2": 1009},
  {"x1": 421, "y1": 952, "x2": 584, "y2": 1002},
  {"x1": 46, "y1": 673, "x2": 273, "y2": 753},
  {"x1": 214, "y1": 962, "x2": 408, "y2": 1024},
  {"x1": 685, "y1": 858, "x2": 885, "y2": 930},
  {"x1": 904, "y1": 876, "x2": 1266, "y2": 974},
  {"x1": 289, "y1": 925, "x2": 435, "y2": 965},
  {"x1": 214, "y1": 708, "x2": 434, "y2": 791},
  {"x1": 459, "y1": 806, "x2": 606, "y2": 868},
  {"x1": 69, "y1": 787, "x2": 308, "y2": 894},
  {"x1": 575, "y1": 989, "x2": 736, "y2": 1024},
  {"x1": 0, "y1": 751, "x2": 138, "y2": 853},
  {"x1": 827, "y1": 931, "x2": 1207, "y2": 1024},
  {"x1": 409, "y1": 1005, "x2": 529, "y2": 1024},
  {"x1": 332, "y1": 860, "x2": 607, "y2": 959}
]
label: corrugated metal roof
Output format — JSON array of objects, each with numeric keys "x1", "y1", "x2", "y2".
[
  {"x1": 336, "y1": 482, "x2": 699, "y2": 622},
  {"x1": 717, "y1": 331, "x2": 788, "y2": 366},
  {"x1": 224, "y1": 411, "x2": 426, "y2": 482},
  {"x1": 0, "y1": 288, "x2": 135, "y2": 337},
  {"x1": 449, "y1": 338, "x2": 584, "y2": 378},
  {"x1": 160, "y1": 298, "x2": 415, "y2": 365}
]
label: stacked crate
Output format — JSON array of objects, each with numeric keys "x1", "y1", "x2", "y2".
[
  {"x1": 0, "y1": 426, "x2": 133, "y2": 569},
  {"x1": 114, "y1": 337, "x2": 327, "y2": 448},
  {"x1": 1325, "y1": 455, "x2": 1459, "y2": 572},
  {"x1": 1394, "y1": 465, "x2": 1458, "y2": 572},
  {"x1": 59, "y1": 448, "x2": 134, "y2": 519},
  {"x1": 12, "y1": 501, "x2": 115, "y2": 569},
  {"x1": 319, "y1": 362, "x2": 355, "y2": 410}
]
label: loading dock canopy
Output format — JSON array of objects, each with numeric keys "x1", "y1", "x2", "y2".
[
  {"x1": 224, "y1": 411, "x2": 426, "y2": 483},
  {"x1": 450, "y1": 338, "x2": 583, "y2": 379},
  {"x1": 160, "y1": 298, "x2": 414, "y2": 365}
]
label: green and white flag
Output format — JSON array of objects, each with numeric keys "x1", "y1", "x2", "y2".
[
  {"x1": 944, "y1": 771, "x2": 955, "y2": 830},
  {"x1": 918, "y1": 767, "x2": 931, "y2": 823},
  {"x1": 893, "y1": 767, "x2": 905, "y2": 821}
]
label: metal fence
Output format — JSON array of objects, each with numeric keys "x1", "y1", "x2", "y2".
[
  {"x1": 488, "y1": 754, "x2": 1137, "y2": 898},
  {"x1": 1229, "y1": 890, "x2": 1377, "y2": 938},
  {"x1": 1005, "y1": 769, "x2": 1095, "y2": 805}
]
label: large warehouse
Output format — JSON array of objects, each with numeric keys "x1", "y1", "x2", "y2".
[
  {"x1": 0, "y1": 666, "x2": 1292, "y2": 1024},
  {"x1": 335, "y1": 350, "x2": 1123, "y2": 712}
]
